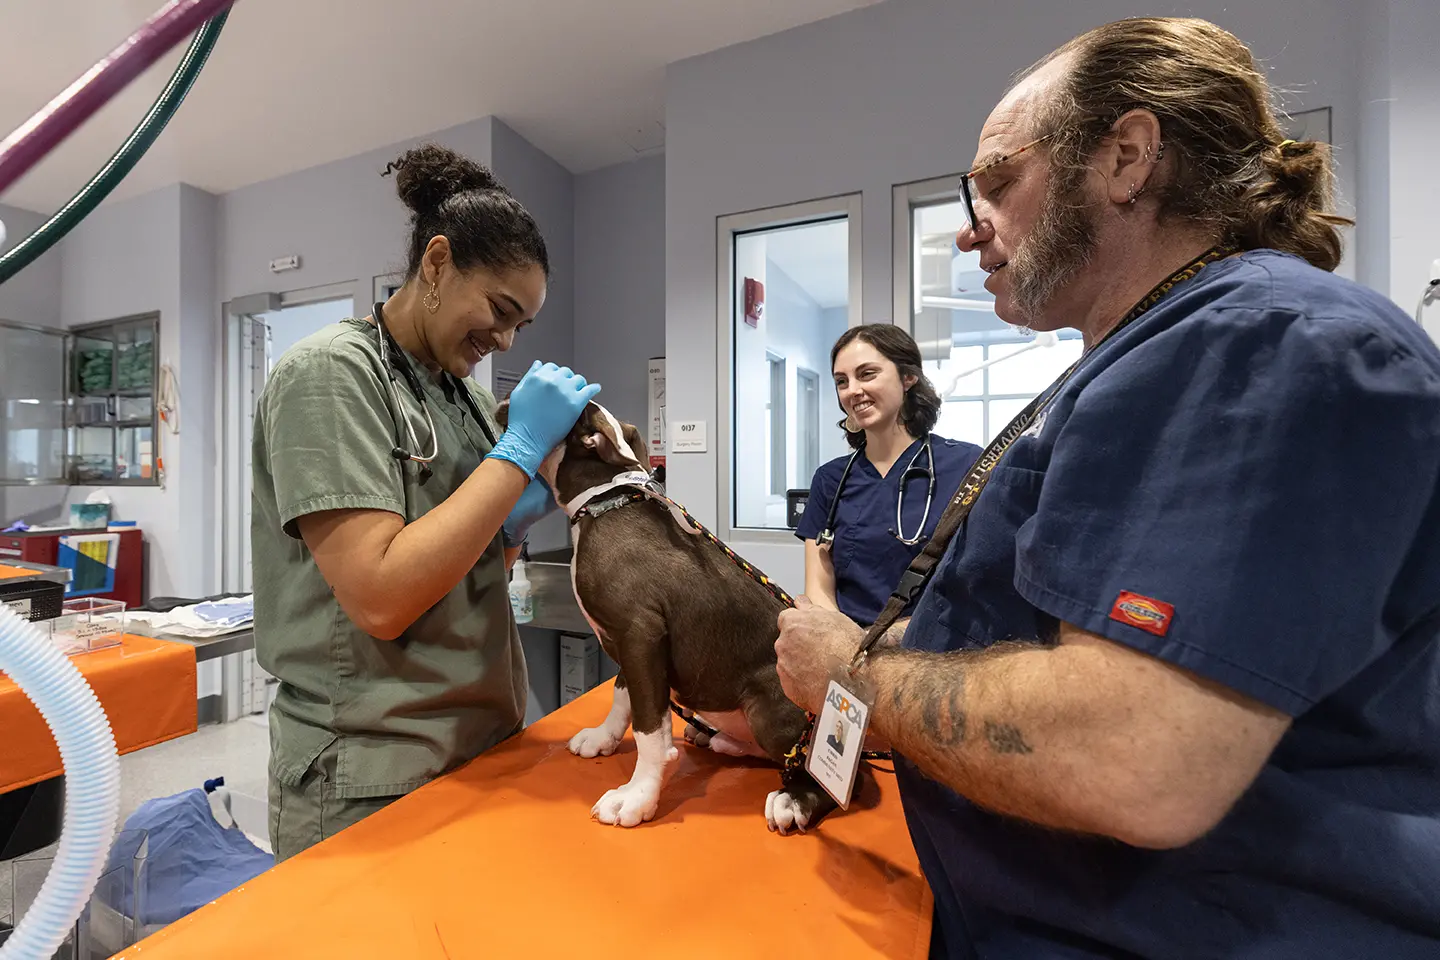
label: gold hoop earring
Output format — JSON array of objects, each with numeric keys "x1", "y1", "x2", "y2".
[{"x1": 423, "y1": 282, "x2": 441, "y2": 314}]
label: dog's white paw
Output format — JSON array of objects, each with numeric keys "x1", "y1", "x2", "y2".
[
  {"x1": 592, "y1": 782, "x2": 661, "y2": 827},
  {"x1": 765, "y1": 789, "x2": 811, "y2": 835},
  {"x1": 569, "y1": 725, "x2": 623, "y2": 758}
]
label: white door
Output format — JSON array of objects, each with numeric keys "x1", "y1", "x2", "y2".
[{"x1": 221, "y1": 312, "x2": 270, "y2": 594}]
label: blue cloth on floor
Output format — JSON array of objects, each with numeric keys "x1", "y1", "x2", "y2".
[{"x1": 104, "y1": 788, "x2": 272, "y2": 925}]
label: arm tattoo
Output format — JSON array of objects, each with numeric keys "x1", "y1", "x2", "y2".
[
  {"x1": 881, "y1": 648, "x2": 1036, "y2": 757},
  {"x1": 983, "y1": 721, "x2": 1033, "y2": 755},
  {"x1": 896, "y1": 663, "x2": 967, "y2": 747}
]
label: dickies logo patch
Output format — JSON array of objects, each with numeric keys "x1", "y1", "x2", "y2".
[{"x1": 1109, "y1": 591, "x2": 1174, "y2": 637}]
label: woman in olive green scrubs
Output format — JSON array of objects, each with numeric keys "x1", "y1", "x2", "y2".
[{"x1": 251, "y1": 144, "x2": 600, "y2": 861}]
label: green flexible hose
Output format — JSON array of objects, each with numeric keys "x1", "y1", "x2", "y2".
[{"x1": 0, "y1": 11, "x2": 230, "y2": 286}]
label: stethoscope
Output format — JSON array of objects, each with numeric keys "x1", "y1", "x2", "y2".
[
  {"x1": 817, "y1": 434, "x2": 936, "y2": 549},
  {"x1": 373, "y1": 300, "x2": 499, "y2": 481}
]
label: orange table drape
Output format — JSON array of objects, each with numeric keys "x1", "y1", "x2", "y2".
[
  {"x1": 114, "y1": 679, "x2": 933, "y2": 960},
  {"x1": 1, "y1": 634, "x2": 198, "y2": 793},
  {"x1": 0, "y1": 563, "x2": 50, "y2": 580}
]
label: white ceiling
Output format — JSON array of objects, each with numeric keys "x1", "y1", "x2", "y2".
[
  {"x1": 0, "y1": 0, "x2": 883, "y2": 212},
  {"x1": 765, "y1": 218, "x2": 850, "y2": 309}
]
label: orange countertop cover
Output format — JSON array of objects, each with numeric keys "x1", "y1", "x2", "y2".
[
  {"x1": 115, "y1": 679, "x2": 933, "y2": 960},
  {"x1": 0, "y1": 563, "x2": 49, "y2": 580},
  {"x1": 1, "y1": 634, "x2": 198, "y2": 794}
]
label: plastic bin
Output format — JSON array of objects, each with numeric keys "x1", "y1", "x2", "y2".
[{"x1": 50, "y1": 598, "x2": 126, "y2": 655}]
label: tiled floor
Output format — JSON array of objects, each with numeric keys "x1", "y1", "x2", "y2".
[{"x1": 2, "y1": 714, "x2": 272, "y2": 931}]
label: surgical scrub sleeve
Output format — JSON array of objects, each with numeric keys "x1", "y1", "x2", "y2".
[
  {"x1": 898, "y1": 251, "x2": 1440, "y2": 959},
  {"x1": 250, "y1": 320, "x2": 525, "y2": 861}
]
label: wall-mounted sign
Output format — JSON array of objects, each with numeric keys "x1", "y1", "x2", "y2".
[{"x1": 671, "y1": 420, "x2": 707, "y2": 453}]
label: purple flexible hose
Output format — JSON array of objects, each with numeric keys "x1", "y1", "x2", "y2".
[{"x1": 0, "y1": 0, "x2": 237, "y2": 198}]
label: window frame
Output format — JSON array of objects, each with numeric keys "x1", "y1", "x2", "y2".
[
  {"x1": 891, "y1": 173, "x2": 1083, "y2": 446},
  {"x1": 892, "y1": 171, "x2": 970, "y2": 360},
  {"x1": 715, "y1": 193, "x2": 863, "y2": 543}
]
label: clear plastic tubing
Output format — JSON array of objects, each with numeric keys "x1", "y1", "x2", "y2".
[{"x1": 0, "y1": 606, "x2": 120, "y2": 960}]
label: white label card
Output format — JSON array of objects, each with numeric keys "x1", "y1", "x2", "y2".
[
  {"x1": 671, "y1": 421, "x2": 707, "y2": 453},
  {"x1": 806, "y1": 679, "x2": 871, "y2": 809}
]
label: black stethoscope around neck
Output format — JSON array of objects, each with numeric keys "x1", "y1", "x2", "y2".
[
  {"x1": 373, "y1": 300, "x2": 499, "y2": 481},
  {"x1": 817, "y1": 434, "x2": 937, "y2": 549}
]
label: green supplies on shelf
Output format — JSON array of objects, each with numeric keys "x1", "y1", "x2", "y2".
[
  {"x1": 77, "y1": 345, "x2": 114, "y2": 393},
  {"x1": 117, "y1": 340, "x2": 153, "y2": 389}
]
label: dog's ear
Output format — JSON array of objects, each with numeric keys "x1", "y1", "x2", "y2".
[
  {"x1": 621, "y1": 422, "x2": 648, "y2": 468},
  {"x1": 581, "y1": 404, "x2": 643, "y2": 467},
  {"x1": 494, "y1": 400, "x2": 509, "y2": 430}
]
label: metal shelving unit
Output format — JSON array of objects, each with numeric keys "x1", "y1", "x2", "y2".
[
  {"x1": 0, "y1": 312, "x2": 161, "y2": 488},
  {"x1": 68, "y1": 312, "x2": 161, "y2": 485}
]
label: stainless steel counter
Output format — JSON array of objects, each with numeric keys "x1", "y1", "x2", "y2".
[
  {"x1": 124, "y1": 552, "x2": 593, "y2": 729},
  {"x1": 522, "y1": 552, "x2": 592, "y2": 635},
  {"x1": 0, "y1": 560, "x2": 72, "y2": 587},
  {"x1": 145, "y1": 627, "x2": 256, "y2": 663}
]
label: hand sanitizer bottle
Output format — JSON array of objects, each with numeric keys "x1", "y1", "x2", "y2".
[{"x1": 510, "y1": 557, "x2": 533, "y2": 625}]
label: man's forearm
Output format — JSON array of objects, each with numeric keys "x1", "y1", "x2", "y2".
[
  {"x1": 864, "y1": 643, "x2": 1101, "y2": 834},
  {"x1": 778, "y1": 605, "x2": 1291, "y2": 849},
  {"x1": 881, "y1": 616, "x2": 910, "y2": 647}
]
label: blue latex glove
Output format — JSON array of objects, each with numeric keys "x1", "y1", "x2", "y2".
[
  {"x1": 486, "y1": 361, "x2": 602, "y2": 477},
  {"x1": 503, "y1": 475, "x2": 556, "y2": 547}
]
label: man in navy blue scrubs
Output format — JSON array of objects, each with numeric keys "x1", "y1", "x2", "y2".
[{"x1": 775, "y1": 17, "x2": 1440, "y2": 959}]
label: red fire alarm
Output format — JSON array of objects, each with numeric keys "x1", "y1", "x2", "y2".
[{"x1": 743, "y1": 278, "x2": 765, "y2": 327}]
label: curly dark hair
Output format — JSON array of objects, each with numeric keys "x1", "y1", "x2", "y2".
[
  {"x1": 382, "y1": 143, "x2": 549, "y2": 280},
  {"x1": 830, "y1": 324, "x2": 942, "y2": 450}
]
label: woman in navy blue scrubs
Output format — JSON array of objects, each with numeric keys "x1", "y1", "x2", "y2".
[{"x1": 796, "y1": 324, "x2": 982, "y2": 626}]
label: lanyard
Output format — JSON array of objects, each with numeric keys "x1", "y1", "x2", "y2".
[{"x1": 847, "y1": 247, "x2": 1231, "y2": 671}]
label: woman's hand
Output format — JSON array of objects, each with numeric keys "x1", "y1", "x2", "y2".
[
  {"x1": 487, "y1": 361, "x2": 601, "y2": 477},
  {"x1": 503, "y1": 475, "x2": 557, "y2": 546}
]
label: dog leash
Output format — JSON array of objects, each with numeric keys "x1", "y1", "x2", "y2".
[
  {"x1": 570, "y1": 481, "x2": 889, "y2": 768},
  {"x1": 572, "y1": 482, "x2": 798, "y2": 609}
]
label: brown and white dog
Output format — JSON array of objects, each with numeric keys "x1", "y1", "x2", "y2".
[{"x1": 496, "y1": 401, "x2": 855, "y2": 833}]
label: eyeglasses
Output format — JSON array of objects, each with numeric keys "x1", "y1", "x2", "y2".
[{"x1": 957, "y1": 131, "x2": 1058, "y2": 233}]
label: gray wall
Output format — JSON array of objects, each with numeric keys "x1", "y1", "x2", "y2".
[
  {"x1": 485, "y1": 120, "x2": 579, "y2": 556},
  {"x1": 664, "y1": 0, "x2": 1368, "y2": 594},
  {"x1": 59, "y1": 185, "x2": 194, "y2": 598},
  {"x1": 1379, "y1": 0, "x2": 1440, "y2": 308},
  {"x1": 178, "y1": 185, "x2": 220, "y2": 597},
  {"x1": 490, "y1": 119, "x2": 577, "y2": 375},
  {"x1": 0, "y1": 204, "x2": 64, "y2": 328},
  {"x1": 573, "y1": 155, "x2": 667, "y2": 431},
  {"x1": 218, "y1": 115, "x2": 582, "y2": 558},
  {"x1": 218, "y1": 118, "x2": 493, "y2": 311},
  {"x1": 217, "y1": 116, "x2": 578, "y2": 375},
  {"x1": 0, "y1": 204, "x2": 66, "y2": 524}
]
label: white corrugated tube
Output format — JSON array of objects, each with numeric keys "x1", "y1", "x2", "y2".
[{"x1": 0, "y1": 605, "x2": 120, "y2": 960}]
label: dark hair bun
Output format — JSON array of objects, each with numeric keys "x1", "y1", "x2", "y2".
[{"x1": 385, "y1": 143, "x2": 503, "y2": 215}]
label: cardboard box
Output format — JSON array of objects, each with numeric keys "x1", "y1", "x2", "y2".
[
  {"x1": 560, "y1": 633, "x2": 599, "y2": 705},
  {"x1": 647, "y1": 358, "x2": 666, "y2": 470}
]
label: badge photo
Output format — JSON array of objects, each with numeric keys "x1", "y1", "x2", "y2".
[{"x1": 806, "y1": 679, "x2": 871, "y2": 809}]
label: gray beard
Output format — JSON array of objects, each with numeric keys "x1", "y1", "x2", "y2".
[{"x1": 1006, "y1": 172, "x2": 1100, "y2": 325}]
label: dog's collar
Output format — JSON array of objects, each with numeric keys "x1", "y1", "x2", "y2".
[
  {"x1": 572, "y1": 490, "x2": 647, "y2": 523},
  {"x1": 563, "y1": 470, "x2": 704, "y2": 536},
  {"x1": 564, "y1": 470, "x2": 654, "y2": 519}
]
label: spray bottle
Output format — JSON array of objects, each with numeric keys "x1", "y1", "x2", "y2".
[{"x1": 509, "y1": 549, "x2": 534, "y2": 625}]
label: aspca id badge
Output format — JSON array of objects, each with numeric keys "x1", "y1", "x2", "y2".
[{"x1": 806, "y1": 678, "x2": 872, "y2": 809}]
